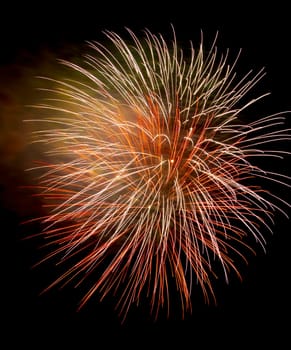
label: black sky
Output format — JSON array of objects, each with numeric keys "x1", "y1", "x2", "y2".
[{"x1": 2, "y1": 2, "x2": 291, "y2": 348}]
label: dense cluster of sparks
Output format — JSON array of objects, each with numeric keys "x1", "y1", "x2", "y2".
[{"x1": 27, "y1": 28, "x2": 290, "y2": 320}]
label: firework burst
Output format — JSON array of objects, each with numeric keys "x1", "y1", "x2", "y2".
[{"x1": 26, "y1": 28, "x2": 291, "y2": 320}]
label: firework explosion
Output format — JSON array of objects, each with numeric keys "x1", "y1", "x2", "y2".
[{"x1": 26, "y1": 28, "x2": 290, "y2": 320}]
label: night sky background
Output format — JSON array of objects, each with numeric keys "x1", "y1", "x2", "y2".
[{"x1": 2, "y1": 1, "x2": 291, "y2": 348}]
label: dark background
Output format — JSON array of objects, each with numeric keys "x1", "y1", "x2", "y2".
[{"x1": 2, "y1": 1, "x2": 290, "y2": 348}]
